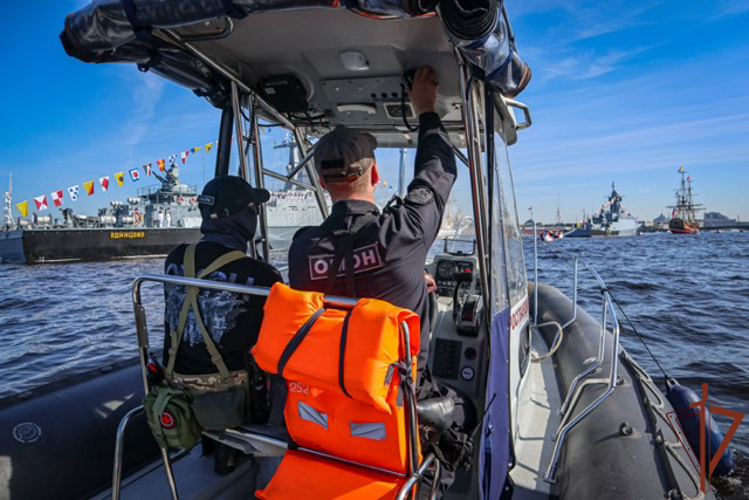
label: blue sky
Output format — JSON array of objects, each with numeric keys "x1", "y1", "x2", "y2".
[{"x1": 1, "y1": 1, "x2": 747, "y2": 223}]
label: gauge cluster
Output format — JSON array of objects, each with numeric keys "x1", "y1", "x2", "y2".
[{"x1": 435, "y1": 257, "x2": 475, "y2": 296}]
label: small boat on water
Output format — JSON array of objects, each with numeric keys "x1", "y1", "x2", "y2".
[
  {"x1": 668, "y1": 166, "x2": 703, "y2": 235},
  {"x1": 0, "y1": 2, "x2": 732, "y2": 499}
]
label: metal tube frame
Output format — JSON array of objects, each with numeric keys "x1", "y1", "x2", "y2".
[
  {"x1": 112, "y1": 405, "x2": 145, "y2": 500},
  {"x1": 458, "y1": 54, "x2": 491, "y2": 315},
  {"x1": 545, "y1": 292, "x2": 619, "y2": 483},
  {"x1": 158, "y1": 26, "x2": 333, "y2": 223},
  {"x1": 521, "y1": 225, "x2": 622, "y2": 483},
  {"x1": 451, "y1": 143, "x2": 469, "y2": 168},
  {"x1": 284, "y1": 144, "x2": 317, "y2": 182},
  {"x1": 293, "y1": 127, "x2": 330, "y2": 218},
  {"x1": 158, "y1": 28, "x2": 294, "y2": 131},
  {"x1": 131, "y1": 274, "x2": 435, "y2": 497},
  {"x1": 250, "y1": 97, "x2": 271, "y2": 261},
  {"x1": 262, "y1": 169, "x2": 317, "y2": 191},
  {"x1": 231, "y1": 81, "x2": 250, "y2": 182}
]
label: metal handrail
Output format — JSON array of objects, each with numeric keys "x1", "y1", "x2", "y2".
[
  {"x1": 128, "y1": 274, "x2": 434, "y2": 498},
  {"x1": 522, "y1": 220, "x2": 621, "y2": 483},
  {"x1": 112, "y1": 405, "x2": 144, "y2": 500}
]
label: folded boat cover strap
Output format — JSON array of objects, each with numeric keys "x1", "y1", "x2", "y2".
[
  {"x1": 256, "y1": 450, "x2": 406, "y2": 500},
  {"x1": 252, "y1": 283, "x2": 420, "y2": 413}
]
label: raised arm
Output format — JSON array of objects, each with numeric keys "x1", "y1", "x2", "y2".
[{"x1": 402, "y1": 66, "x2": 457, "y2": 242}]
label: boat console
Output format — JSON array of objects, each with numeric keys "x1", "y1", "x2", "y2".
[{"x1": 427, "y1": 242, "x2": 487, "y2": 406}]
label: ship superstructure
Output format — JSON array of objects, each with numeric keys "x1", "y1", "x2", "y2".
[{"x1": 589, "y1": 182, "x2": 639, "y2": 236}]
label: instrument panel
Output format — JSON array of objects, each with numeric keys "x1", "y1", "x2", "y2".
[{"x1": 434, "y1": 258, "x2": 475, "y2": 297}]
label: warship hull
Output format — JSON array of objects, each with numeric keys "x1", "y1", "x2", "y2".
[{"x1": 0, "y1": 228, "x2": 200, "y2": 264}]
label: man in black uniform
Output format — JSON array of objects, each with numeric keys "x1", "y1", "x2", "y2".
[
  {"x1": 288, "y1": 67, "x2": 470, "y2": 493},
  {"x1": 288, "y1": 66, "x2": 456, "y2": 375},
  {"x1": 163, "y1": 175, "x2": 282, "y2": 472}
]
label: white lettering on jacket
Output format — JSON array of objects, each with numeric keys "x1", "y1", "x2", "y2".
[{"x1": 308, "y1": 243, "x2": 384, "y2": 281}]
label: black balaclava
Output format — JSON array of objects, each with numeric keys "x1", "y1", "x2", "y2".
[{"x1": 199, "y1": 208, "x2": 257, "y2": 252}]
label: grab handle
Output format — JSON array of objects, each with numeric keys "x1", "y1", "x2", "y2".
[{"x1": 505, "y1": 98, "x2": 532, "y2": 130}]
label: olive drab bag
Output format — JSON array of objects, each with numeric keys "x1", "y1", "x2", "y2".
[{"x1": 143, "y1": 244, "x2": 250, "y2": 450}]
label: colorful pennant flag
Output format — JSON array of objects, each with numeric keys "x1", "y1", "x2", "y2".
[
  {"x1": 129, "y1": 168, "x2": 140, "y2": 182},
  {"x1": 156, "y1": 159, "x2": 166, "y2": 171},
  {"x1": 51, "y1": 190, "x2": 63, "y2": 207},
  {"x1": 68, "y1": 185, "x2": 79, "y2": 201},
  {"x1": 99, "y1": 176, "x2": 110, "y2": 192},
  {"x1": 205, "y1": 142, "x2": 213, "y2": 153},
  {"x1": 143, "y1": 163, "x2": 152, "y2": 177},
  {"x1": 678, "y1": 165, "x2": 684, "y2": 173},
  {"x1": 168, "y1": 154, "x2": 177, "y2": 164},
  {"x1": 16, "y1": 200, "x2": 29, "y2": 217},
  {"x1": 114, "y1": 172, "x2": 125, "y2": 187},
  {"x1": 192, "y1": 146, "x2": 200, "y2": 154},
  {"x1": 181, "y1": 150, "x2": 189, "y2": 163},
  {"x1": 34, "y1": 195, "x2": 48, "y2": 211},
  {"x1": 84, "y1": 181, "x2": 95, "y2": 196}
]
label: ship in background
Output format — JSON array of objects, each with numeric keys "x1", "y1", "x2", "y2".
[
  {"x1": 0, "y1": 140, "x2": 329, "y2": 264},
  {"x1": 1, "y1": 167, "x2": 202, "y2": 263},
  {"x1": 566, "y1": 183, "x2": 639, "y2": 237},
  {"x1": 667, "y1": 166, "x2": 702, "y2": 235}
]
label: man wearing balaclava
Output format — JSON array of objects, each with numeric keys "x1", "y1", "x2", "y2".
[{"x1": 161, "y1": 175, "x2": 282, "y2": 474}]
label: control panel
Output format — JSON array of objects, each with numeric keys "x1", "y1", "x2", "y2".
[{"x1": 434, "y1": 258, "x2": 476, "y2": 297}]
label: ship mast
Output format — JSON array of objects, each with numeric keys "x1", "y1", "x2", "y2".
[
  {"x1": 555, "y1": 194, "x2": 563, "y2": 226},
  {"x1": 3, "y1": 173, "x2": 14, "y2": 229},
  {"x1": 668, "y1": 165, "x2": 702, "y2": 222}
]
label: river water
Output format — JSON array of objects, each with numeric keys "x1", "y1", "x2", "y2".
[{"x1": 0, "y1": 231, "x2": 747, "y2": 493}]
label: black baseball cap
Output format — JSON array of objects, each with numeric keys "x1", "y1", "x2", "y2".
[
  {"x1": 198, "y1": 175, "x2": 270, "y2": 220},
  {"x1": 314, "y1": 126, "x2": 378, "y2": 184}
]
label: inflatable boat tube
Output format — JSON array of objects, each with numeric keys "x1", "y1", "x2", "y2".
[
  {"x1": 0, "y1": 358, "x2": 158, "y2": 499},
  {"x1": 530, "y1": 283, "x2": 714, "y2": 500}
]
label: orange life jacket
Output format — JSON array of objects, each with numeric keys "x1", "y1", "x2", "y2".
[
  {"x1": 252, "y1": 283, "x2": 419, "y2": 414},
  {"x1": 252, "y1": 283, "x2": 422, "y2": 497}
]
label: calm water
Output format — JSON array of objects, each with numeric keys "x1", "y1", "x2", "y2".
[{"x1": 0, "y1": 232, "x2": 747, "y2": 456}]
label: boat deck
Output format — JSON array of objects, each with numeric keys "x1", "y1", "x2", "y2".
[{"x1": 509, "y1": 332, "x2": 560, "y2": 499}]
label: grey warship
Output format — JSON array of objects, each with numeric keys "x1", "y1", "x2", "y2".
[{"x1": 0, "y1": 166, "x2": 202, "y2": 263}]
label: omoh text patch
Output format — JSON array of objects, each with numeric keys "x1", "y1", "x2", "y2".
[{"x1": 309, "y1": 243, "x2": 383, "y2": 281}]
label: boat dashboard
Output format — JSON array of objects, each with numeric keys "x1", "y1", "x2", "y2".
[{"x1": 426, "y1": 248, "x2": 486, "y2": 408}]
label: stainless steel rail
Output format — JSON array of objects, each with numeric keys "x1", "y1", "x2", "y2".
[
  {"x1": 522, "y1": 221, "x2": 621, "y2": 483},
  {"x1": 127, "y1": 274, "x2": 434, "y2": 497},
  {"x1": 112, "y1": 405, "x2": 144, "y2": 500}
]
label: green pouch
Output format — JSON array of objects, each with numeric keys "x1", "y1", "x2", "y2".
[
  {"x1": 143, "y1": 383, "x2": 202, "y2": 450},
  {"x1": 192, "y1": 385, "x2": 248, "y2": 430}
]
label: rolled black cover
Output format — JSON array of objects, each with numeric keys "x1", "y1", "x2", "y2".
[{"x1": 60, "y1": 0, "x2": 531, "y2": 108}]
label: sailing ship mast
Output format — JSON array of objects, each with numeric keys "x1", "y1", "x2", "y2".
[{"x1": 669, "y1": 165, "x2": 702, "y2": 223}]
